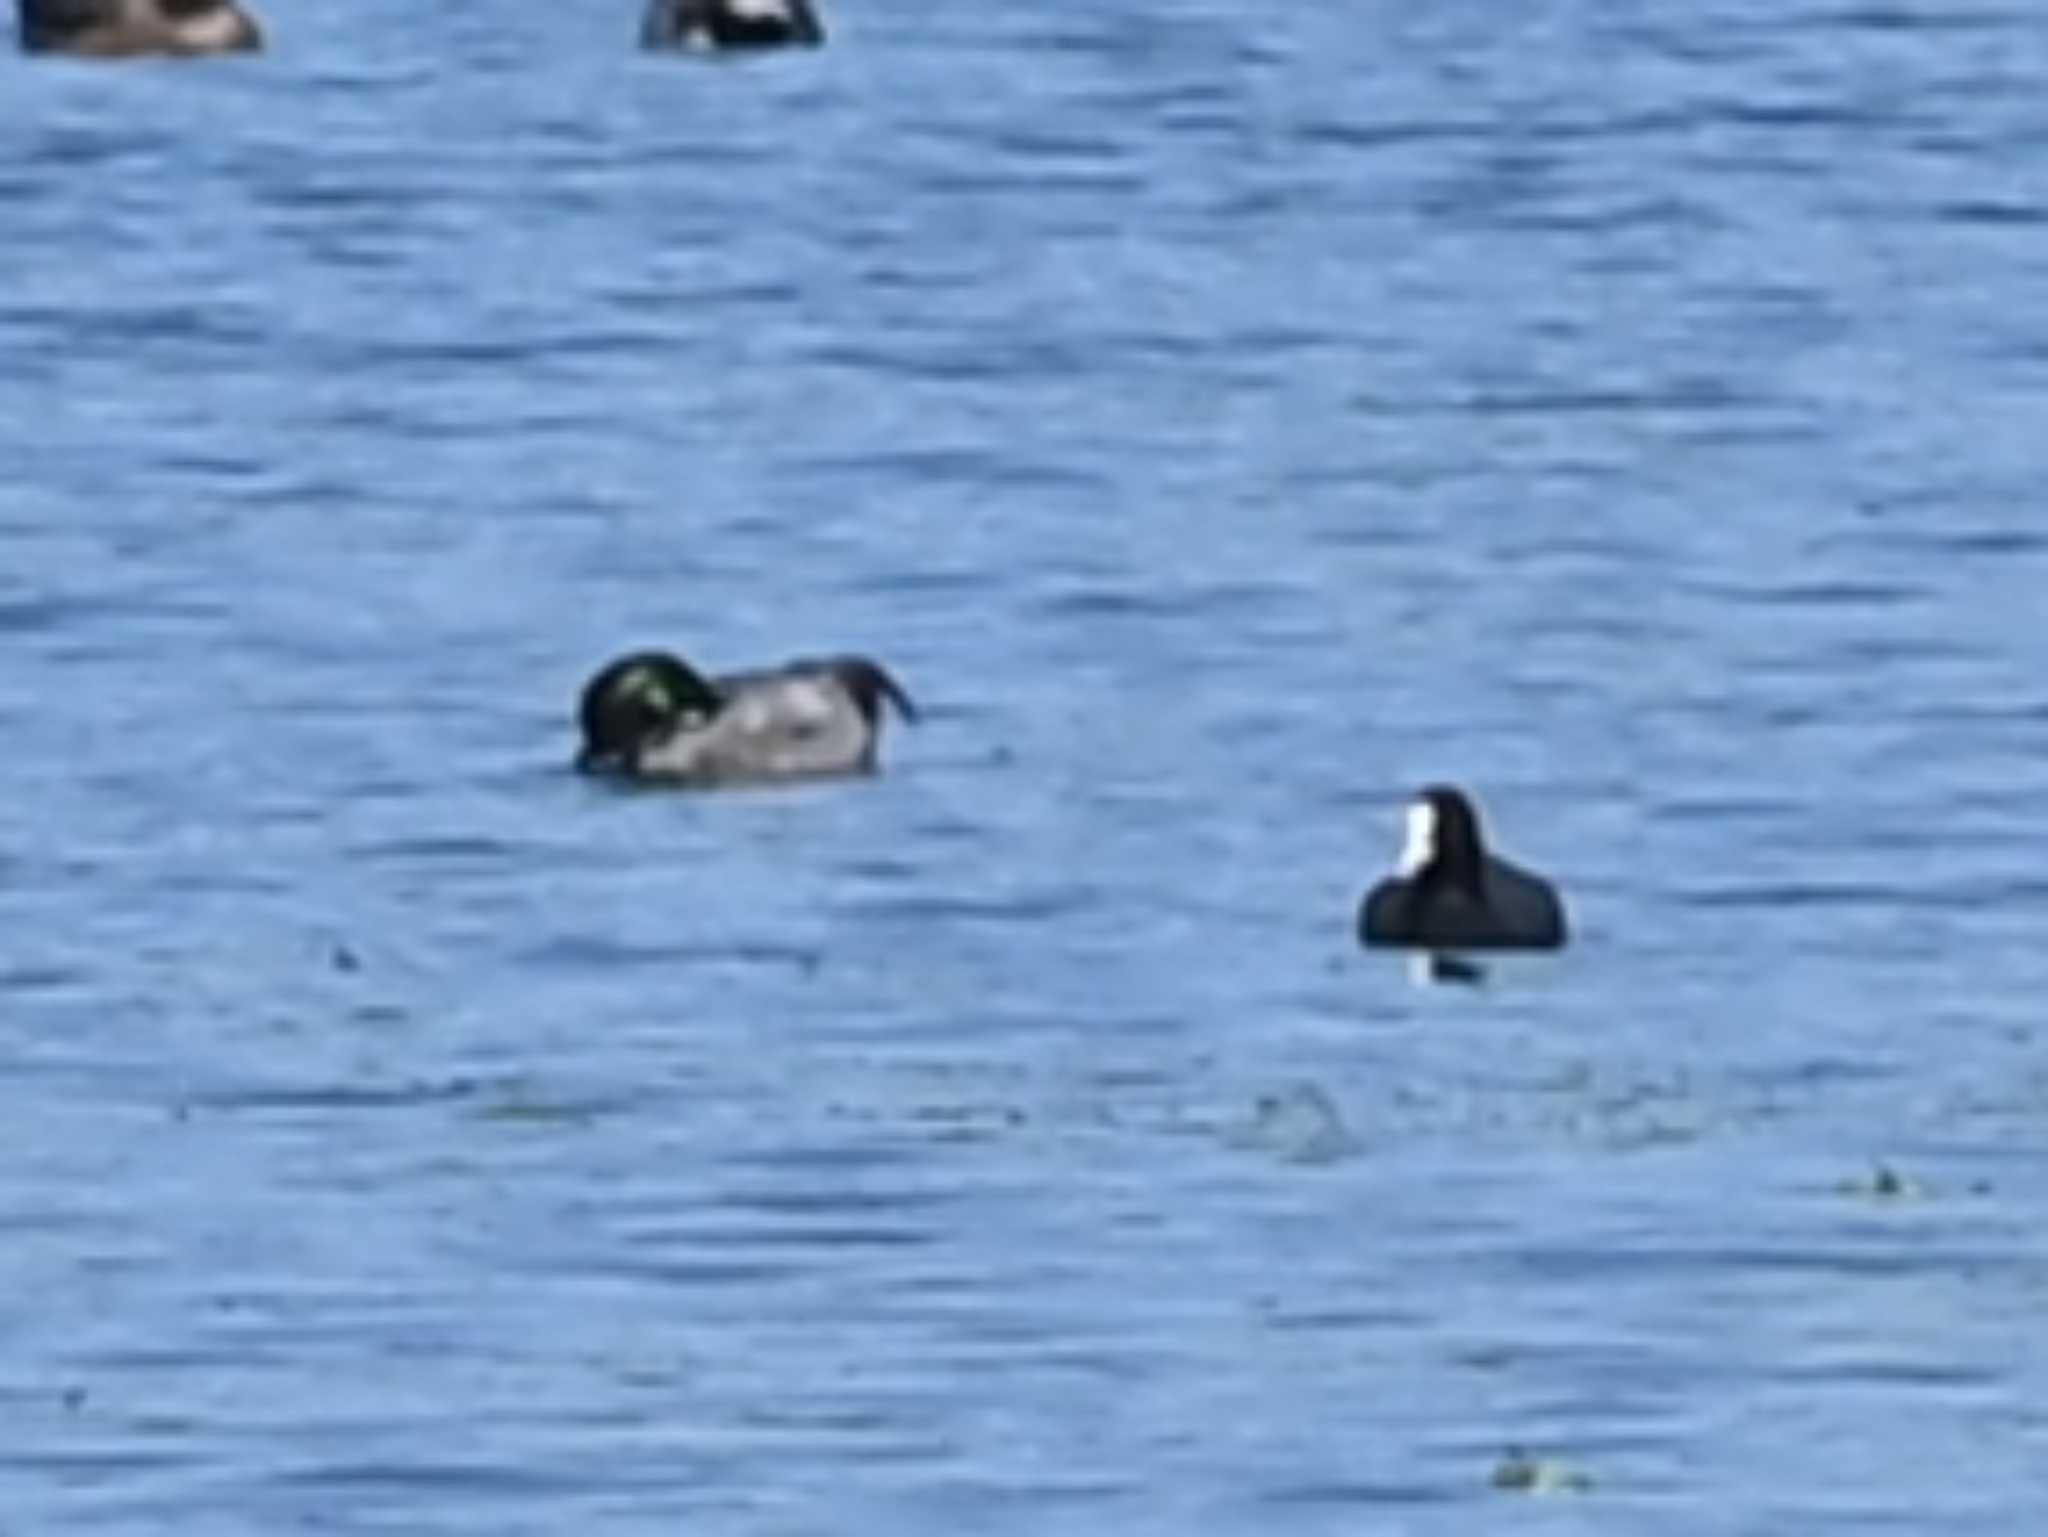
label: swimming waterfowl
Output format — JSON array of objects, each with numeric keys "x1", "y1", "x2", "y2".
[
  {"x1": 17, "y1": 0, "x2": 262, "y2": 55},
  {"x1": 1358, "y1": 785, "x2": 1568, "y2": 951},
  {"x1": 640, "y1": 0, "x2": 823, "y2": 51},
  {"x1": 576, "y1": 649, "x2": 914, "y2": 786}
]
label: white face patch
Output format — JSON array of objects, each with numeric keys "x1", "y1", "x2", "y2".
[
  {"x1": 1397, "y1": 799, "x2": 1437, "y2": 877},
  {"x1": 728, "y1": 0, "x2": 792, "y2": 18}
]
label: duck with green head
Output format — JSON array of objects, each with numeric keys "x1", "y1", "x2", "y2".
[{"x1": 577, "y1": 649, "x2": 915, "y2": 786}]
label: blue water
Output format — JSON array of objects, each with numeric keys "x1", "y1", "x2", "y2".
[{"x1": 6, "y1": 0, "x2": 2048, "y2": 1529}]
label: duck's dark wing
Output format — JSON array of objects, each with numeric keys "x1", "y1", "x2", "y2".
[
  {"x1": 1360, "y1": 865, "x2": 1566, "y2": 951},
  {"x1": 1358, "y1": 877, "x2": 1421, "y2": 946},
  {"x1": 1360, "y1": 877, "x2": 1501, "y2": 948},
  {"x1": 1480, "y1": 858, "x2": 1568, "y2": 949}
]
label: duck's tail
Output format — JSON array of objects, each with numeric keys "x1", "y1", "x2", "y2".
[{"x1": 823, "y1": 656, "x2": 918, "y2": 725}]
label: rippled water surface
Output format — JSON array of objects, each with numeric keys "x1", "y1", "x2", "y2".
[{"x1": 6, "y1": 1, "x2": 2048, "y2": 1529}]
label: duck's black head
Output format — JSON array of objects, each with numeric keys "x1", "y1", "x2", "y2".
[
  {"x1": 640, "y1": 0, "x2": 824, "y2": 50},
  {"x1": 1401, "y1": 784, "x2": 1487, "y2": 890},
  {"x1": 576, "y1": 651, "x2": 722, "y2": 774}
]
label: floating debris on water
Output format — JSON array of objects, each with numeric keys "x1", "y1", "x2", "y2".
[
  {"x1": 1491, "y1": 1447, "x2": 1592, "y2": 1494},
  {"x1": 1836, "y1": 1162, "x2": 1927, "y2": 1200},
  {"x1": 1239, "y1": 1082, "x2": 1357, "y2": 1165}
]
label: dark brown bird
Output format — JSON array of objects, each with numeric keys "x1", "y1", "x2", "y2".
[{"x1": 18, "y1": 0, "x2": 262, "y2": 56}]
